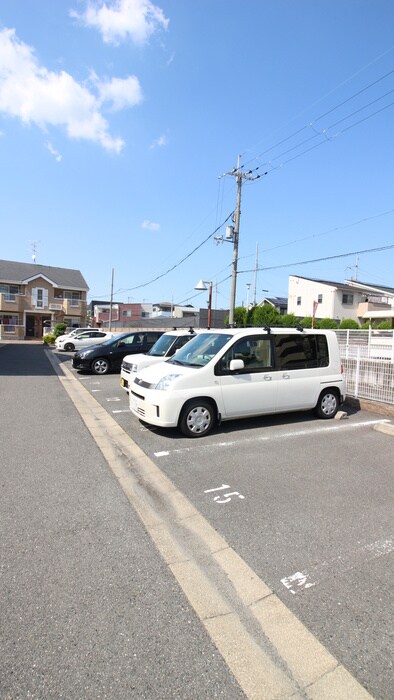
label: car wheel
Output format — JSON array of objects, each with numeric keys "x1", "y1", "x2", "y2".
[
  {"x1": 64, "y1": 342, "x2": 75, "y2": 351},
  {"x1": 91, "y1": 358, "x2": 110, "y2": 375},
  {"x1": 179, "y1": 399, "x2": 215, "y2": 437},
  {"x1": 315, "y1": 389, "x2": 339, "y2": 419}
]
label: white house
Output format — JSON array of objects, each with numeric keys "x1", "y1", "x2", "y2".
[{"x1": 287, "y1": 276, "x2": 394, "y2": 325}]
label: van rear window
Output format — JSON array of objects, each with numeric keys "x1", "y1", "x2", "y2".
[{"x1": 274, "y1": 334, "x2": 329, "y2": 369}]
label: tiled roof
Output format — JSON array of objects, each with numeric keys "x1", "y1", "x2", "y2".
[{"x1": 0, "y1": 259, "x2": 89, "y2": 290}]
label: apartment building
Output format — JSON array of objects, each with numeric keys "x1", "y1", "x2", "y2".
[{"x1": 0, "y1": 259, "x2": 89, "y2": 339}]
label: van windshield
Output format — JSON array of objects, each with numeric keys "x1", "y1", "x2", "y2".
[
  {"x1": 168, "y1": 332, "x2": 232, "y2": 367},
  {"x1": 146, "y1": 334, "x2": 178, "y2": 357}
]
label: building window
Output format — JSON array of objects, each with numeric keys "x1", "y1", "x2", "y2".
[
  {"x1": 0, "y1": 314, "x2": 19, "y2": 331},
  {"x1": 297, "y1": 296, "x2": 301, "y2": 306},
  {"x1": 64, "y1": 290, "x2": 81, "y2": 307},
  {"x1": 342, "y1": 293, "x2": 354, "y2": 305},
  {"x1": 318, "y1": 294, "x2": 323, "y2": 303},
  {"x1": 0, "y1": 284, "x2": 20, "y2": 301},
  {"x1": 32, "y1": 287, "x2": 48, "y2": 309}
]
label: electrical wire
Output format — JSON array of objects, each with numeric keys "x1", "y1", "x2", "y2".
[
  {"x1": 238, "y1": 243, "x2": 394, "y2": 275},
  {"x1": 115, "y1": 211, "x2": 234, "y2": 294}
]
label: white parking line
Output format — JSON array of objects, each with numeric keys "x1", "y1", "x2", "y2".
[
  {"x1": 153, "y1": 419, "x2": 391, "y2": 457},
  {"x1": 106, "y1": 397, "x2": 121, "y2": 402},
  {"x1": 112, "y1": 409, "x2": 130, "y2": 414},
  {"x1": 281, "y1": 536, "x2": 394, "y2": 596}
]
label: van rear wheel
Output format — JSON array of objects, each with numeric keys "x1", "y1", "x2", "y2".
[
  {"x1": 316, "y1": 389, "x2": 339, "y2": 419},
  {"x1": 179, "y1": 400, "x2": 215, "y2": 437}
]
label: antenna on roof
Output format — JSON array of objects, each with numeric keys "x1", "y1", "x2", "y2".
[{"x1": 31, "y1": 240, "x2": 38, "y2": 263}]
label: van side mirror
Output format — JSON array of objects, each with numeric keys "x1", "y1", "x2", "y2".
[{"x1": 229, "y1": 358, "x2": 244, "y2": 371}]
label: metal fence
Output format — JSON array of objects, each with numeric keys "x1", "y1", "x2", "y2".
[{"x1": 335, "y1": 330, "x2": 394, "y2": 404}]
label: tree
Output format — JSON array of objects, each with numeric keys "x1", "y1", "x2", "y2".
[
  {"x1": 225, "y1": 306, "x2": 247, "y2": 327},
  {"x1": 248, "y1": 304, "x2": 281, "y2": 327},
  {"x1": 53, "y1": 323, "x2": 67, "y2": 337}
]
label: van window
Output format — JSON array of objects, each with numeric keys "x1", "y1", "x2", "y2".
[
  {"x1": 274, "y1": 334, "x2": 329, "y2": 369},
  {"x1": 216, "y1": 336, "x2": 273, "y2": 374},
  {"x1": 169, "y1": 332, "x2": 232, "y2": 368}
]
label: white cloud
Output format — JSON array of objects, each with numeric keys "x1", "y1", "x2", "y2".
[
  {"x1": 149, "y1": 133, "x2": 167, "y2": 149},
  {"x1": 71, "y1": 0, "x2": 169, "y2": 46},
  {"x1": 0, "y1": 28, "x2": 126, "y2": 152},
  {"x1": 142, "y1": 219, "x2": 160, "y2": 231},
  {"x1": 97, "y1": 75, "x2": 143, "y2": 111},
  {"x1": 47, "y1": 142, "x2": 62, "y2": 162}
]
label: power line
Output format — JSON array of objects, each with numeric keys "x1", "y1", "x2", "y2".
[
  {"x1": 177, "y1": 207, "x2": 394, "y2": 304},
  {"x1": 238, "y1": 243, "x2": 394, "y2": 275},
  {"x1": 241, "y1": 66, "x2": 394, "y2": 170},
  {"x1": 114, "y1": 211, "x2": 234, "y2": 295}
]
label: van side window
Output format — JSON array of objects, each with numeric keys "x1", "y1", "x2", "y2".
[
  {"x1": 216, "y1": 337, "x2": 273, "y2": 374},
  {"x1": 275, "y1": 334, "x2": 329, "y2": 369}
]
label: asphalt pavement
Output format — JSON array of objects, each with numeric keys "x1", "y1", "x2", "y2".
[
  {"x1": 0, "y1": 343, "x2": 245, "y2": 700},
  {"x1": 1, "y1": 341, "x2": 393, "y2": 700}
]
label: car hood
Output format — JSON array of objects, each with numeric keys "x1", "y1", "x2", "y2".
[
  {"x1": 135, "y1": 360, "x2": 195, "y2": 384},
  {"x1": 74, "y1": 342, "x2": 111, "y2": 357}
]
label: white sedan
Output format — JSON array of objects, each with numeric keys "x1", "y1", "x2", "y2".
[
  {"x1": 55, "y1": 327, "x2": 93, "y2": 346},
  {"x1": 56, "y1": 330, "x2": 114, "y2": 352}
]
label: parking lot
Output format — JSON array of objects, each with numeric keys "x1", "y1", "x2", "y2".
[{"x1": 52, "y1": 348, "x2": 394, "y2": 699}]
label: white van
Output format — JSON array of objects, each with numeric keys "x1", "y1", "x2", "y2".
[
  {"x1": 120, "y1": 328, "x2": 197, "y2": 392},
  {"x1": 129, "y1": 327, "x2": 346, "y2": 437}
]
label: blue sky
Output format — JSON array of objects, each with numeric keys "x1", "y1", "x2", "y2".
[{"x1": 1, "y1": 1, "x2": 393, "y2": 312}]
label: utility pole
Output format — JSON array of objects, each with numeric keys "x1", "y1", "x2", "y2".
[
  {"x1": 253, "y1": 242, "x2": 259, "y2": 307},
  {"x1": 227, "y1": 156, "x2": 262, "y2": 326},
  {"x1": 109, "y1": 268, "x2": 114, "y2": 332}
]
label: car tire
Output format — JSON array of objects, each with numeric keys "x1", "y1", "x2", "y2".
[
  {"x1": 315, "y1": 389, "x2": 339, "y2": 419},
  {"x1": 91, "y1": 358, "x2": 110, "y2": 375},
  {"x1": 179, "y1": 399, "x2": 215, "y2": 437},
  {"x1": 64, "y1": 342, "x2": 75, "y2": 351}
]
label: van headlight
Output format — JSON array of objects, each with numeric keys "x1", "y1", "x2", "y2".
[{"x1": 155, "y1": 373, "x2": 181, "y2": 391}]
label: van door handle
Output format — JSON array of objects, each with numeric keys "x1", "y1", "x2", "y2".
[
  {"x1": 264, "y1": 376, "x2": 272, "y2": 381},
  {"x1": 282, "y1": 373, "x2": 290, "y2": 379}
]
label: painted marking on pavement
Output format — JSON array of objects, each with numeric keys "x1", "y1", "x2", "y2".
[
  {"x1": 204, "y1": 484, "x2": 245, "y2": 504},
  {"x1": 153, "y1": 419, "x2": 391, "y2": 457},
  {"x1": 281, "y1": 571, "x2": 316, "y2": 595},
  {"x1": 112, "y1": 409, "x2": 130, "y2": 414},
  {"x1": 106, "y1": 397, "x2": 121, "y2": 402},
  {"x1": 281, "y1": 536, "x2": 393, "y2": 595}
]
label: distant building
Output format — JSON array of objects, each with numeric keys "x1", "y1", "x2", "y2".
[
  {"x1": 258, "y1": 296, "x2": 288, "y2": 315},
  {"x1": 287, "y1": 275, "x2": 394, "y2": 325},
  {"x1": 89, "y1": 300, "x2": 198, "y2": 329},
  {"x1": 0, "y1": 259, "x2": 88, "y2": 339}
]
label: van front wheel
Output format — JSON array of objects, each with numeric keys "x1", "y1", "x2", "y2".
[
  {"x1": 316, "y1": 389, "x2": 339, "y2": 419},
  {"x1": 179, "y1": 400, "x2": 215, "y2": 437}
]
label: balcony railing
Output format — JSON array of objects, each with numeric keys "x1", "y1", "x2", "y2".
[
  {"x1": 0, "y1": 293, "x2": 24, "y2": 312},
  {"x1": 0, "y1": 324, "x2": 25, "y2": 339}
]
